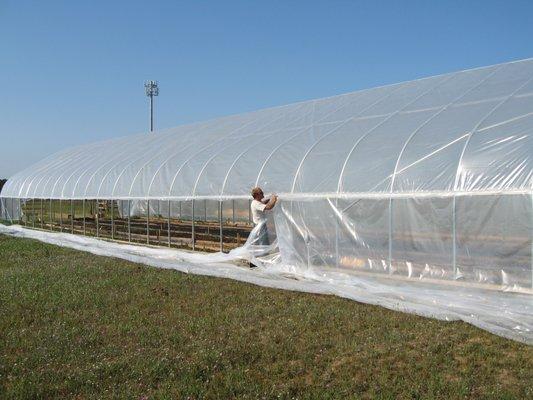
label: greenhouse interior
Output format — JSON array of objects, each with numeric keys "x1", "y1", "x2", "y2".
[{"x1": 1, "y1": 58, "x2": 532, "y2": 293}]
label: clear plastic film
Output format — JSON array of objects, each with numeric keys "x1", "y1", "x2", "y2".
[
  {"x1": 2, "y1": 59, "x2": 532, "y2": 200},
  {"x1": 1, "y1": 223, "x2": 531, "y2": 345},
  {"x1": 274, "y1": 196, "x2": 532, "y2": 292}
]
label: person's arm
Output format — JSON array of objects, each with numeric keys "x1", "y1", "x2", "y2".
[
  {"x1": 261, "y1": 194, "x2": 276, "y2": 204},
  {"x1": 264, "y1": 194, "x2": 278, "y2": 210}
]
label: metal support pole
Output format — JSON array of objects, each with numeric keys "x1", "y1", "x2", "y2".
[
  {"x1": 305, "y1": 202, "x2": 311, "y2": 269},
  {"x1": 204, "y1": 200, "x2": 207, "y2": 221},
  {"x1": 248, "y1": 199, "x2": 252, "y2": 224},
  {"x1": 192, "y1": 199, "x2": 196, "y2": 251},
  {"x1": 82, "y1": 199, "x2": 86, "y2": 235},
  {"x1": 40, "y1": 199, "x2": 44, "y2": 229},
  {"x1": 219, "y1": 200, "x2": 223, "y2": 252},
  {"x1": 157, "y1": 200, "x2": 162, "y2": 246},
  {"x1": 49, "y1": 199, "x2": 53, "y2": 231},
  {"x1": 19, "y1": 198, "x2": 23, "y2": 225},
  {"x1": 96, "y1": 199, "x2": 99, "y2": 238},
  {"x1": 32, "y1": 199, "x2": 36, "y2": 228},
  {"x1": 388, "y1": 198, "x2": 393, "y2": 274},
  {"x1": 70, "y1": 199, "x2": 74, "y2": 233},
  {"x1": 149, "y1": 94, "x2": 154, "y2": 132},
  {"x1": 111, "y1": 200, "x2": 114, "y2": 240},
  {"x1": 146, "y1": 200, "x2": 150, "y2": 244},
  {"x1": 452, "y1": 196, "x2": 457, "y2": 279},
  {"x1": 334, "y1": 198, "x2": 339, "y2": 268},
  {"x1": 167, "y1": 199, "x2": 171, "y2": 247},
  {"x1": 59, "y1": 199, "x2": 63, "y2": 231},
  {"x1": 232, "y1": 199, "x2": 235, "y2": 224},
  {"x1": 179, "y1": 201, "x2": 182, "y2": 219},
  {"x1": 127, "y1": 200, "x2": 131, "y2": 243}
]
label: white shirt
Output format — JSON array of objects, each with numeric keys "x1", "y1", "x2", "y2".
[{"x1": 250, "y1": 199, "x2": 267, "y2": 225}]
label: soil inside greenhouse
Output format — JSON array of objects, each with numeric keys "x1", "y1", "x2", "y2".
[{"x1": 1, "y1": 234, "x2": 532, "y2": 399}]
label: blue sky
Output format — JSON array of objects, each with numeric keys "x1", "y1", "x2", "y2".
[{"x1": 1, "y1": 0, "x2": 532, "y2": 177}]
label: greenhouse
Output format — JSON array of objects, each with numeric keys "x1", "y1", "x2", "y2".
[{"x1": 1, "y1": 58, "x2": 532, "y2": 293}]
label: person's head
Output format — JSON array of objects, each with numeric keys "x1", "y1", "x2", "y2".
[{"x1": 251, "y1": 186, "x2": 264, "y2": 201}]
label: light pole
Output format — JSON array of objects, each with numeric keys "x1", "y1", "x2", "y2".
[{"x1": 144, "y1": 80, "x2": 159, "y2": 132}]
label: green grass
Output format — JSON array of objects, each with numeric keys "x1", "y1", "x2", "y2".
[{"x1": 1, "y1": 235, "x2": 532, "y2": 399}]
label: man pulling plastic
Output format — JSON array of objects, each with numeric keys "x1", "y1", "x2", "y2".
[{"x1": 250, "y1": 187, "x2": 277, "y2": 248}]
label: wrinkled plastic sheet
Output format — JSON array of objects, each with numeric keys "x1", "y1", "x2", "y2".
[
  {"x1": 1, "y1": 223, "x2": 531, "y2": 345},
  {"x1": 3, "y1": 60, "x2": 533, "y2": 201}
]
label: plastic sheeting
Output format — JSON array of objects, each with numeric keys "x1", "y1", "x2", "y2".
[
  {"x1": 1, "y1": 59, "x2": 532, "y2": 200},
  {"x1": 0, "y1": 198, "x2": 21, "y2": 221},
  {"x1": 275, "y1": 196, "x2": 532, "y2": 292},
  {"x1": 1, "y1": 222, "x2": 531, "y2": 345}
]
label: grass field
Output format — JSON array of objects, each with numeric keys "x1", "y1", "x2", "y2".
[{"x1": 1, "y1": 235, "x2": 532, "y2": 399}]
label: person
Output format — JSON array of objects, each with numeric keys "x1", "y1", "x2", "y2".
[{"x1": 249, "y1": 187, "x2": 277, "y2": 260}]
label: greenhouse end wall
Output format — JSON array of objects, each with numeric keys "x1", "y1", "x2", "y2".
[{"x1": 275, "y1": 193, "x2": 532, "y2": 291}]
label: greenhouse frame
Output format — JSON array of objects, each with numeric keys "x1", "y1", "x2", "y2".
[{"x1": 1, "y1": 58, "x2": 532, "y2": 292}]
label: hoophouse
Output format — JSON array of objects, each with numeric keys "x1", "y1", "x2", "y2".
[{"x1": 1, "y1": 58, "x2": 532, "y2": 293}]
